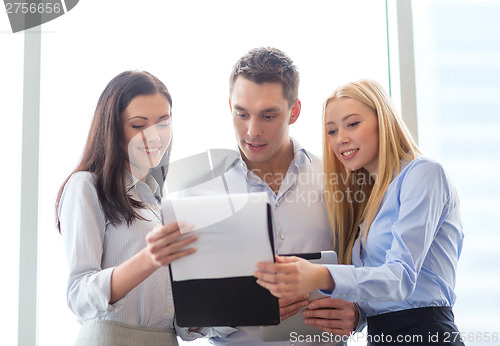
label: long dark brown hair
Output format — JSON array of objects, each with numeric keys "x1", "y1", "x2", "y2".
[{"x1": 56, "y1": 71, "x2": 173, "y2": 231}]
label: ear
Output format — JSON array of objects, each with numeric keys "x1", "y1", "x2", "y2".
[
  {"x1": 289, "y1": 99, "x2": 301, "y2": 125},
  {"x1": 229, "y1": 97, "x2": 232, "y2": 112}
]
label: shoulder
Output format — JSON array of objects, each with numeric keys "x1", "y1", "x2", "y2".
[
  {"x1": 59, "y1": 171, "x2": 99, "y2": 213},
  {"x1": 296, "y1": 146, "x2": 323, "y2": 171},
  {"x1": 397, "y1": 156, "x2": 455, "y2": 199},
  {"x1": 400, "y1": 156, "x2": 447, "y2": 181},
  {"x1": 64, "y1": 171, "x2": 97, "y2": 193}
]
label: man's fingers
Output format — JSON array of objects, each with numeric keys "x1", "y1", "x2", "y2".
[
  {"x1": 279, "y1": 294, "x2": 309, "y2": 307},
  {"x1": 309, "y1": 324, "x2": 351, "y2": 336},
  {"x1": 279, "y1": 296, "x2": 308, "y2": 320},
  {"x1": 308, "y1": 297, "x2": 349, "y2": 309},
  {"x1": 304, "y1": 317, "x2": 352, "y2": 336}
]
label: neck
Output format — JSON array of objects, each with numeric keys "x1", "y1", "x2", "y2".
[
  {"x1": 126, "y1": 163, "x2": 148, "y2": 182},
  {"x1": 243, "y1": 140, "x2": 294, "y2": 193}
]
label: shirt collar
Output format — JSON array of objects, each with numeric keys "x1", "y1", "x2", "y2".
[
  {"x1": 289, "y1": 137, "x2": 312, "y2": 168},
  {"x1": 125, "y1": 171, "x2": 161, "y2": 200}
]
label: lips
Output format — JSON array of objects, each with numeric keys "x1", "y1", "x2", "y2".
[
  {"x1": 245, "y1": 141, "x2": 267, "y2": 152},
  {"x1": 139, "y1": 146, "x2": 162, "y2": 154},
  {"x1": 340, "y1": 148, "x2": 359, "y2": 159}
]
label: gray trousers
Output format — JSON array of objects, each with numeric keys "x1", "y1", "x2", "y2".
[{"x1": 74, "y1": 320, "x2": 179, "y2": 346}]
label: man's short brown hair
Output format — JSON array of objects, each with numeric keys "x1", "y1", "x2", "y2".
[{"x1": 229, "y1": 47, "x2": 299, "y2": 107}]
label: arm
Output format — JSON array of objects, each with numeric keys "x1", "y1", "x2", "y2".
[
  {"x1": 110, "y1": 223, "x2": 197, "y2": 303},
  {"x1": 60, "y1": 173, "x2": 196, "y2": 319},
  {"x1": 255, "y1": 160, "x2": 455, "y2": 302}
]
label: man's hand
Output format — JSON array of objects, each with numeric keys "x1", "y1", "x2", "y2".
[
  {"x1": 303, "y1": 298, "x2": 358, "y2": 336},
  {"x1": 279, "y1": 294, "x2": 309, "y2": 321}
]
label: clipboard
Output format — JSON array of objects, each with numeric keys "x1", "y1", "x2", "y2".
[
  {"x1": 260, "y1": 251, "x2": 337, "y2": 341},
  {"x1": 162, "y1": 192, "x2": 280, "y2": 327}
]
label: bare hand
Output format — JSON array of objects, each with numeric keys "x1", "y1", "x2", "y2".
[
  {"x1": 254, "y1": 256, "x2": 334, "y2": 298},
  {"x1": 279, "y1": 294, "x2": 310, "y2": 321},
  {"x1": 145, "y1": 222, "x2": 197, "y2": 267},
  {"x1": 303, "y1": 298, "x2": 358, "y2": 336}
]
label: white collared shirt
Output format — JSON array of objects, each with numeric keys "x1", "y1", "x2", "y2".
[
  {"x1": 181, "y1": 138, "x2": 336, "y2": 346},
  {"x1": 58, "y1": 171, "x2": 232, "y2": 341}
]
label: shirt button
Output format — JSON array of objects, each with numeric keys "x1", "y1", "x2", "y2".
[
  {"x1": 291, "y1": 343, "x2": 295, "y2": 346},
  {"x1": 168, "y1": 308, "x2": 174, "y2": 313},
  {"x1": 280, "y1": 234, "x2": 285, "y2": 240},
  {"x1": 275, "y1": 201, "x2": 280, "y2": 207},
  {"x1": 342, "y1": 294, "x2": 346, "y2": 297}
]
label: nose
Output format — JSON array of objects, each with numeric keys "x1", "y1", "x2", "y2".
[
  {"x1": 247, "y1": 118, "x2": 262, "y2": 138},
  {"x1": 336, "y1": 128, "x2": 349, "y2": 145},
  {"x1": 142, "y1": 124, "x2": 161, "y2": 143}
]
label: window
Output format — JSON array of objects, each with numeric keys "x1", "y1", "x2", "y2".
[
  {"x1": 0, "y1": 21, "x2": 23, "y2": 346},
  {"x1": 5, "y1": 1, "x2": 390, "y2": 345},
  {"x1": 413, "y1": 1, "x2": 500, "y2": 344}
]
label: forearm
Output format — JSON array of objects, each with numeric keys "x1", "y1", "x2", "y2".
[{"x1": 110, "y1": 248, "x2": 158, "y2": 303}]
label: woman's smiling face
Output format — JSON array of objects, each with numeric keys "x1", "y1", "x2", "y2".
[
  {"x1": 121, "y1": 92, "x2": 172, "y2": 179},
  {"x1": 325, "y1": 97, "x2": 379, "y2": 175}
]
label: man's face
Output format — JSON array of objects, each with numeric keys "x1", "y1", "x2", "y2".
[{"x1": 230, "y1": 77, "x2": 300, "y2": 169}]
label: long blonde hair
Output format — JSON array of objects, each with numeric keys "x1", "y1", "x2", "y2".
[{"x1": 322, "y1": 79, "x2": 420, "y2": 264}]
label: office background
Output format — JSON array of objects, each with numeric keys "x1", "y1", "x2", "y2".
[{"x1": 1, "y1": 0, "x2": 499, "y2": 345}]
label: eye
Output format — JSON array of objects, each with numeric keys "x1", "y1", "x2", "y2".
[
  {"x1": 327, "y1": 129, "x2": 337, "y2": 136},
  {"x1": 156, "y1": 119, "x2": 171, "y2": 128},
  {"x1": 263, "y1": 115, "x2": 275, "y2": 120},
  {"x1": 132, "y1": 125, "x2": 144, "y2": 129},
  {"x1": 235, "y1": 111, "x2": 248, "y2": 118},
  {"x1": 348, "y1": 121, "x2": 360, "y2": 128}
]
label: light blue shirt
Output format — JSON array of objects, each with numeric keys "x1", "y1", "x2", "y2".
[
  {"x1": 181, "y1": 138, "x2": 336, "y2": 346},
  {"x1": 58, "y1": 171, "x2": 231, "y2": 341},
  {"x1": 324, "y1": 157, "x2": 464, "y2": 317}
]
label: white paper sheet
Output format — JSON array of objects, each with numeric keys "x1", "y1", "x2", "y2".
[{"x1": 163, "y1": 192, "x2": 274, "y2": 281}]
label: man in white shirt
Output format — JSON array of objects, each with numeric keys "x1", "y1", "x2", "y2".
[{"x1": 183, "y1": 47, "x2": 360, "y2": 345}]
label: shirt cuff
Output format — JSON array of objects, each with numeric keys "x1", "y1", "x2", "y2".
[
  {"x1": 321, "y1": 264, "x2": 358, "y2": 301},
  {"x1": 87, "y1": 267, "x2": 116, "y2": 313}
]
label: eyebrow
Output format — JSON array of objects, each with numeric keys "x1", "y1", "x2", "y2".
[
  {"x1": 233, "y1": 105, "x2": 281, "y2": 114},
  {"x1": 233, "y1": 105, "x2": 247, "y2": 112},
  {"x1": 325, "y1": 113, "x2": 359, "y2": 125},
  {"x1": 128, "y1": 114, "x2": 170, "y2": 121}
]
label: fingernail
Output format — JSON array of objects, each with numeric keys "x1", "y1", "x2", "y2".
[
  {"x1": 304, "y1": 318, "x2": 311, "y2": 325},
  {"x1": 303, "y1": 310, "x2": 310, "y2": 317}
]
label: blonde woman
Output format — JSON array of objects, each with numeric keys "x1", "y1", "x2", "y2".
[{"x1": 254, "y1": 80, "x2": 464, "y2": 345}]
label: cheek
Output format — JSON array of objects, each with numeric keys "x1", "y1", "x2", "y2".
[
  {"x1": 233, "y1": 120, "x2": 245, "y2": 138},
  {"x1": 122, "y1": 129, "x2": 137, "y2": 148},
  {"x1": 328, "y1": 136, "x2": 337, "y2": 152},
  {"x1": 159, "y1": 127, "x2": 172, "y2": 144}
]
